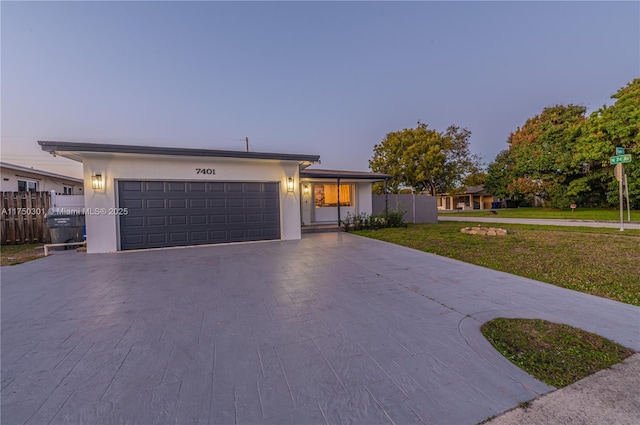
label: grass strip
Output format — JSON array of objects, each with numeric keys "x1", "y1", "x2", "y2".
[
  {"x1": 481, "y1": 318, "x2": 635, "y2": 388},
  {"x1": 1, "y1": 244, "x2": 45, "y2": 266}
]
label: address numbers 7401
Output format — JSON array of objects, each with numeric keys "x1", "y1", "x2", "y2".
[{"x1": 196, "y1": 168, "x2": 216, "y2": 175}]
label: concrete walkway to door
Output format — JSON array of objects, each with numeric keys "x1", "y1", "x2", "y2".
[{"x1": 2, "y1": 233, "x2": 639, "y2": 425}]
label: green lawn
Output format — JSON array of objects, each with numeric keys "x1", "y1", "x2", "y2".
[
  {"x1": 481, "y1": 318, "x2": 634, "y2": 388},
  {"x1": 355, "y1": 222, "x2": 640, "y2": 306},
  {"x1": 439, "y1": 207, "x2": 640, "y2": 221}
]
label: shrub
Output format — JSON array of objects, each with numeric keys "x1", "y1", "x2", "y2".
[{"x1": 342, "y1": 210, "x2": 406, "y2": 232}]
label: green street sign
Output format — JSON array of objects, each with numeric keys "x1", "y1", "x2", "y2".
[
  {"x1": 610, "y1": 154, "x2": 632, "y2": 165},
  {"x1": 616, "y1": 147, "x2": 625, "y2": 155}
]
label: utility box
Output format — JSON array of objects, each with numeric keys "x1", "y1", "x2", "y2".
[{"x1": 46, "y1": 213, "x2": 85, "y2": 244}]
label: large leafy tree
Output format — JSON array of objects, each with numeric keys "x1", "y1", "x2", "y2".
[
  {"x1": 369, "y1": 122, "x2": 481, "y2": 195},
  {"x1": 486, "y1": 104, "x2": 587, "y2": 207},
  {"x1": 485, "y1": 79, "x2": 640, "y2": 208},
  {"x1": 576, "y1": 79, "x2": 640, "y2": 208}
]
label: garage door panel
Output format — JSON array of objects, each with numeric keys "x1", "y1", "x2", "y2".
[
  {"x1": 264, "y1": 199, "x2": 278, "y2": 208},
  {"x1": 210, "y1": 230, "x2": 227, "y2": 241},
  {"x1": 190, "y1": 199, "x2": 207, "y2": 208},
  {"x1": 264, "y1": 228, "x2": 279, "y2": 237},
  {"x1": 148, "y1": 233, "x2": 168, "y2": 244},
  {"x1": 121, "y1": 199, "x2": 144, "y2": 209},
  {"x1": 146, "y1": 199, "x2": 166, "y2": 208},
  {"x1": 123, "y1": 234, "x2": 144, "y2": 245},
  {"x1": 228, "y1": 198, "x2": 244, "y2": 208},
  {"x1": 210, "y1": 214, "x2": 226, "y2": 224},
  {"x1": 169, "y1": 216, "x2": 187, "y2": 225},
  {"x1": 121, "y1": 181, "x2": 143, "y2": 191},
  {"x1": 247, "y1": 214, "x2": 262, "y2": 223},
  {"x1": 191, "y1": 215, "x2": 207, "y2": 225},
  {"x1": 227, "y1": 183, "x2": 244, "y2": 192},
  {"x1": 145, "y1": 182, "x2": 165, "y2": 191},
  {"x1": 123, "y1": 217, "x2": 144, "y2": 227},
  {"x1": 170, "y1": 233, "x2": 188, "y2": 243},
  {"x1": 168, "y1": 182, "x2": 186, "y2": 192},
  {"x1": 188, "y1": 182, "x2": 206, "y2": 192},
  {"x1": 229, "y1": 214, "x2": 245, "y2": 223},
  {"x1": 147, "y1": 216, "x2": 166, "y2": 226},
  {"x1": 209, "y1": 199, "x2": 226, "y2": 208},
  {"x1": 245, "y1": 183, "x2": 261, "y2": 192},
  {"x1": 191, "y1": 231, "x2": 208, "y2": 241},
  {"x1": 118, "y1": 180, "x2": 280, "y2": 250},
  {"x1": 263, "y1": 213, "x2": 279, "y2": 223},
  {"x1": 246, "y1": 198, "x2": 262, "y2": 208}
]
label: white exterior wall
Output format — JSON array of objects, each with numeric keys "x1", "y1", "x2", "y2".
[
  {"x1": 82, "y1": 153, "x2": 302, "y2": 253},
  {"x1": 357, "y1": 184, "x2": 373, "y2": 215}
]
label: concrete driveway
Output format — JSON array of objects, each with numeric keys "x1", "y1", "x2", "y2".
[{"x1": 2, "y1": 233, "x2": 639, "y2": 425}]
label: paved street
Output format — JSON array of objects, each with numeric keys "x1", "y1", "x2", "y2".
[
  {"x1": 438, "y1": 215, "x2": 640, "y2": 229},
  {"x1": 2, "y1": 233, "x2": 639, "y2": 424}
]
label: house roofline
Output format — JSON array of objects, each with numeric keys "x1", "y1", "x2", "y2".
[
  {"x1": 38, "y1": 141, "x2": 321, "y2": 165},
  {"x1": 300, "y1": 168, "x2": 390, "y2": 181},
  {"x1": 0, "y1": 161, "x2": 83, "y2": 183}
]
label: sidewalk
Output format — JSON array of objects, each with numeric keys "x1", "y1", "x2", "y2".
[
  {"x1": 438, "y1": 215, "x2": 640, "y2": 230},
  {"x1": 487, "y1": 353, "x2": 640, "y2": 425}
]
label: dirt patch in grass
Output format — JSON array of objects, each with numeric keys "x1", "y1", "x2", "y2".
[
  {"x1": 481, "y1": 318, "x2": 634, "y2": 388},
  {"x1": 355, "y1": 222, "x2": 640, "y2": 305},
  {"x1": 1, "y1": 244, "x2": 45, "y2": 266}
]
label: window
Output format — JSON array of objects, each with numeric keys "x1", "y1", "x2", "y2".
[
  {"x1": 17, "y1": 180, "x2": 38, "y2": 192},
  {"x1": 63, "y1": 186, "x2": 73, "y2": 195},
  {"x1": 314, "y1": 184, "x2": 352, "y2": 207}
]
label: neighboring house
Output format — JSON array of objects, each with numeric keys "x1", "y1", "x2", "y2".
[
  {"x1": 0, "y1": 162, "x2": 83, "y2": 194},
  {"x1": 437, "y1": 186, "x2": 500, "y2": 211},
  {"x1": 39, "y1": 141, "x2": 389, "y2": 254}
]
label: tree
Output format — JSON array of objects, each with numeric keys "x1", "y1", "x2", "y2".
[
  {"x1": 485, "y1": 104, "x2": 587, "y2": 207},
  {"x1": 484, "y1": 149, "x2": 514, "y2": 200},
  {"x1": 369, "y1": 122, "x2": 482, "y2": 196},
  {"x1": 576, "y1": 79, "x2": 640, "y2": 208}
]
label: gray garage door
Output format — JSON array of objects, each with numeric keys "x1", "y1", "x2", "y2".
[{"x1": 118, "y1": 181, "x2": 280, "y2": 250}]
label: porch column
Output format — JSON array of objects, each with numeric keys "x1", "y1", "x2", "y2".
[
  {"x1": 384, "y1": 179, "x2": 389, "y2": 215},
  {"x1": 480, "y1": 195, "x2": 484, "y2": 210},
  {"x1": 337, "y1": 177, "x2": 341, "y2": 226}
]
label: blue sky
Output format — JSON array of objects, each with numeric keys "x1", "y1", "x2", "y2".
[{"x1": 2, "y1": 1, "x2": 638, "y2": 179}]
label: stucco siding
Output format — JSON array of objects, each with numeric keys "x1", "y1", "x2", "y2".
[{"x1": 81, "y1": 154, "x2": 302, "y2": 253}]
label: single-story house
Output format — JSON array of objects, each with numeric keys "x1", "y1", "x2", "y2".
[
  {"x1": 39, "y1": 141, "x2": 389, "y2": 253},
  {"x1": 437, "y1": 186, "x2": 500, "y2": 211},
  {"x1": 0, "y1": 161, "x2": 83, "y2": 194}
]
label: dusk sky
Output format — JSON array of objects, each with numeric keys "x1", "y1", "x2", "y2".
[{"x1": 2, "y1": 1, "x2": 638, "y2": 179}]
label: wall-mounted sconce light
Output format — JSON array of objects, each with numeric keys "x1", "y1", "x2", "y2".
[
  {"x1": 303, "y1": 185, "x2": 310, "y2": 194},
  {"x1": 287, "y1": 177, "x2": 294, "y2": 192},
  {"x1": 91, "y1": 173, "x2": 104, "y2": 190}
]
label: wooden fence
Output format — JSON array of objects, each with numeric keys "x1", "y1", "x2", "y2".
[{"x1": 1, "y1": 192, "x2": 51, "y2": 245}]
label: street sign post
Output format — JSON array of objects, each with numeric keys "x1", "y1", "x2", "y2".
[
  {"x1": 614, "y1": 163, "x2": 623, "y2": 182},
  {"x1": 610, "y1": 154, "x2": 632, "y2": 165},
  {"x1": 612, "y1": 152, "x2": 633, "y2": 231}
]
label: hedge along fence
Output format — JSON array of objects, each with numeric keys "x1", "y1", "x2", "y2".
[{"x1": 1, "y1": 192, "x2": 51, "y2": 245}]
